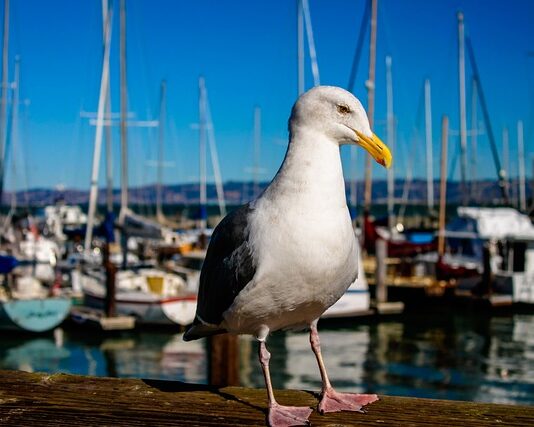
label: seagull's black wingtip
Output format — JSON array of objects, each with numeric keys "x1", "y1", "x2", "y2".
[{"x1": 183, "y1": 322, "x2": 227, "y2": 341}]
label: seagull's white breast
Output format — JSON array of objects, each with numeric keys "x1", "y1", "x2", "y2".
[{"x1": 222, "y1": 131, "x2": 359, "y2": 336}]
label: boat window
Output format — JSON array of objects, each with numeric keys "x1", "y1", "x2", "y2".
[
  {"x1": 512, "y1": 242, "x2": 526, "y2": 272},
  {"x1": 447, "y1": 237, "x2": 481, "y2": 258}
]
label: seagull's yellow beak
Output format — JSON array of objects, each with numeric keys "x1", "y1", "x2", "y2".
[{"x1": 355, "y1": 130, "x2": 392, "y2": 169}]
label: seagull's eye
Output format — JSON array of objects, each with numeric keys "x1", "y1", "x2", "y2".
[{"x1": 337, "y1": 105, "x2": 351, "y2": 115}]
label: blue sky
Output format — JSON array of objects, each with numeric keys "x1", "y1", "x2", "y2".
[{"x1": 3, "y1": 0, "x2": 533, "y2": 191}]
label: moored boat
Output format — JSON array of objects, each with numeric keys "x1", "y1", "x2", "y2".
[
  {"x1": 322, "y1": 239, "x2": 372, "y2": 319},
  {"x1": 0, "y1": 255, "x2": 71, "y2": 332},
  {"x1": 0, "y1": 296, "x2": 71, "y2": 332},
  {"x1": 80, "y1": 268, "x2": 197, "y2": 326},
  {"x1": 420, "y1": 207, "x2": 534, "y2": 304}
]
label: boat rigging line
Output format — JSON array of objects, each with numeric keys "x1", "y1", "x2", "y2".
[
  {"x1": 347, "y1": 0, "x2": 370, "y2": 93},
  {"x1": 465, "y1": 36, "x2": 509, "y2": 205}
]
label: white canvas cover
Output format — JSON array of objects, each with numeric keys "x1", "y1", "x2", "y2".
[{"x1": 457, "y1": 207, "x2": 534, "y2": 240}]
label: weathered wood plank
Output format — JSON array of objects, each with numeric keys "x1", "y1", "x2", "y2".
[{"x1": 0, "y1": 369, "x2": 532, "y2": 426}]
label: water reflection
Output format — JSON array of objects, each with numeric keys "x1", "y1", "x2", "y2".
[
  {"x1": 1, "y1": 337, "x2": 70, "y2": 373},
  {"x1": 0, "y1": 312, "x2": 533, "y2": 405},
  {"x1": 0, "y1": 330, "x2": 207, "y2": 384},
  {"x1": 106, "y1": 333, "x2": 206, "y2": 383},
  {"x1": 243, "y1": 313, "x2": 534, "y2": 405},
  {"x1": 476, "y1": 315, "x2": 534, "y2": 405}
]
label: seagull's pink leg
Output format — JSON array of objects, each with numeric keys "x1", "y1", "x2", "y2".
[
  {"x1": 258, "y1": 340, "x2": 312, "y2": 426},
  {"x1": 309, "y1": 321, "x2": 379, "y2": 414}
]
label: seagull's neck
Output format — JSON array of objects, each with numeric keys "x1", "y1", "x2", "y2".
[{"x1": 265, "y1": 127, "x2": 347, "y2": 209}]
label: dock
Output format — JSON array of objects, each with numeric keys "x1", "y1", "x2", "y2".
[{"x1": 1, "y1": 370, "x2": 533, "y2": 426}]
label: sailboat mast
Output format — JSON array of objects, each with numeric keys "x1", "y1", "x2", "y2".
[
  {"x1": 465, "y1": 37, "x2": 508, "y2": 204},
  {"x1": 156, "y1": 79, "x2": 166, "y2": 220},
  {"x1": 297, "y1": 0, "x2": 304, "y2": 96},
  {"x1": 424, "y1": 79, "x2": 434, "y2": 211},
  {"x1": 301, "y1": 0, "x2": 320, "y2": 87},
  {"x1": 7, "y1": 55, "x2": 18, "y2": 211},
  {"x1": 0, "y1": 0, "x2": 9, "y2": 207},
  {"x1": 253, "y1": 106, "x2": 261, "y2": 198},
  {"x1": 349, "y1": 147, "x2": 358, "y2": 217},
  {"x1": 363, "y1": 0, "x2": 377, "y2": 213},
  {"x1": 84, "y1": 2, "x2": 113, "y2": 253},
  {"x1": 102, "y1": 0, "x2": 113, "y2": 214},
  {"x1": 347, "y1": 0, "x2": 369, "y2": 215},
  {"x1": 503, "y1": 127, "x2": 509, "y2": 203},
  {"x1": 438, "y1": 116, "x2": 449, "y2": 257},
  {"x1": 457, "y1": 12, "x2": 468, "y2": 206},
  {"x1": 385, "y1": 55, "x2": 395, "y2": 229},
  {"x1": 347, "y1": 0, "x2": 369, "y2": 93},
  {"x1": 119, "y1": 0, "x2": 128, "y2": 215},
  {"x1": 518, "y1": 120, "x2": 526, "y2": 211},
  {"x1": 198, "y1": 76, "x2": 207, "y2": 233},
  {"x1": 470, "y1": 78, "x2": 478, "y2": 203},
  {"x1": 205, "y1": 88, "x2": 226, "y2": 217}
]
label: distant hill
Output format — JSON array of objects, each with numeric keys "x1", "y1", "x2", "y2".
[{"x1": 4, "y1": 179, "x2": 532, "y2": 207}]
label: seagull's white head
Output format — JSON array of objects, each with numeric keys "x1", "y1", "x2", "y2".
[{"x1": 289, "y1": 85, "x2": 392, "y2": 168}]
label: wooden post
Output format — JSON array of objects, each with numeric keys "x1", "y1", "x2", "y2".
[
  {"x1": 438, "y1": 116, "x2": 449, "y2": 257},
  {"x1": 198, "y1": 232, "x2": 208, "y2": 250},
  {"x1": 375, "y1": 238, "x2": 387, "y2": 303},
  {"x1": 481, "y1": 243, "x2": 493, "y2": 296},
  {"x1": 121, "y1": 231, "x2": 128, "y2": 270},
  {"x1": 208, "y1": 334, "x2": 239, "y2": 387},
  {"x1": 103, "y1": 242, "x2": 116, "y2": 318}
]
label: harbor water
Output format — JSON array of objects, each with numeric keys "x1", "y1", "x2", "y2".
[{"x1": 1, "y1": 310, "x2": 533, "y2": 406}]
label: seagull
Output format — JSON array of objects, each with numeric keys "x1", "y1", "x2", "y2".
[{"x1": 184, "y1": 86, "x2": 391, "y2": 426}]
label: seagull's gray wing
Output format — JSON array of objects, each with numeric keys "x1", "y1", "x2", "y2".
[{"x1": 184, "y1": 203, "x2": 256, "y2": 340}]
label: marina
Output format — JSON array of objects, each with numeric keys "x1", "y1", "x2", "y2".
[{"x1": 0, "y1": 0, "x2": 532, "y2": 425}]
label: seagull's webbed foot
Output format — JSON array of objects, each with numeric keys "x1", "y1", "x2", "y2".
[
  {"x1": 318, "y1": 387, "x2": 378, "y2": 414},
  {"x1": 268, "y1": 402, "x2": 313, "y2": 427}
]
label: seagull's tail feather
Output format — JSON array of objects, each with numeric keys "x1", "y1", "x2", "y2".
[{"x1": 183, "y1": 318, "x2": 227, "y2": 341}]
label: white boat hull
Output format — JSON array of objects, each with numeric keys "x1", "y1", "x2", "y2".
[
  {"x1": 322, "y1": 288, "x2": 370, "y2": 318},
  {"x1": 84, "y1": 291, "x2": 196, "y2": 326},
  {"x1": 322, "y1": 246, "x2": 371, "y2": 319},
  {"x1": 80, "y1": 268, "x2": 197, "y2": 326},
  {"x1": 495, "y1": 271, "x2": 534, "y2": 304}
]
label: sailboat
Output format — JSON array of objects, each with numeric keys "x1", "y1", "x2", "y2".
[
  {"x1": 426, "y1": 12, "x2": 527, "y2": 302},
  {"x1": 0, "y1": 2, "x2": 70, "y2": 332},
  {"x1": 361, "y1": 55, "x2": 437, "y2": 257},
  {"x1": 0, "y1": 251, "x2": 71, "y2": 332},
  {"x1": 77, "y1": 0, "x2": 197, "y2": 327},
  {"x1": 79, "y1": 266, "x2": 197, "y2": 326}
]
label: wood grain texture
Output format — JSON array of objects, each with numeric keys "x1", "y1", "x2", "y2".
[{"x1": 0, "y1": 369, "x2": 533, "y2": 426}]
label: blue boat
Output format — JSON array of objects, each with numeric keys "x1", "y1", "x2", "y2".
[
  {"x1": 0, "y1": 297, "x2": 71, "y2": 332},
  {"x1": 0, "y1": 255, "x2": 71, "y2": 332}
]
